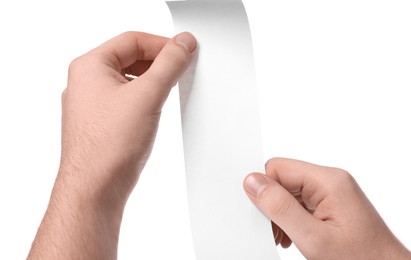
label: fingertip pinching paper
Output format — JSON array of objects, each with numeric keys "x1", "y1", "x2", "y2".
[{"x1": 167, "y1": 1, "x2": 281, "y2": 259}]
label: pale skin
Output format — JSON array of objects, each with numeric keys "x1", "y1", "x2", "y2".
[
  {"x1": 28, "y1": 32, "x2": 410, "y2": 260},
  {"x1": 244, "y1": 159, "x2": 411, "y2": 259}
]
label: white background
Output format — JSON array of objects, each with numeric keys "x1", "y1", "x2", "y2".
[{"x1": 0, "y1": 1, "x2": 410, "y2": 259}]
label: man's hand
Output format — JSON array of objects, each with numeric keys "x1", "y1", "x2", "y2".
[
  {"x1": 244, "y1": 158, "x2": 411, "y2": 260},
  {"x1": 28, "y1": 31, "x2": 197, "y2": 260}
]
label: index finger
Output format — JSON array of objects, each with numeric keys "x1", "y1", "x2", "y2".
[
  {"x1": 90, "y1": 31, "x2": 169, "y2": 72},
  {"x1": 264, "y1": 158, "x2": 345, "y2": 206}
]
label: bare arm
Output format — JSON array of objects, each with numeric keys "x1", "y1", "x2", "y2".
[{"x1": 28, "y1": 31, "x2": 197, "y2": 260}]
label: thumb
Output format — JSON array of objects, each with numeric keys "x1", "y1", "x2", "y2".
[
  {"x1": 130, "y1": 32, "x2": 197, "y2": 112},
  {"x1": 243, "y1": 173, "x2": 322, "y2": 246},
  {"x1": 143, "y1": 31, "x2": 196, "y2": 87}
]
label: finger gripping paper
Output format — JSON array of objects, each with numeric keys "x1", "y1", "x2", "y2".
[{"x1": 167, "y1": 1, "x2": 281, "y2": 259}]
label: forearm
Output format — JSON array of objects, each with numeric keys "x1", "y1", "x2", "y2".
[
  {"x1": 28, "y1": 31, "x2": 195, "y2": 259},
  {"x1": 28, "y1": 169, "x2": 126, "y2": 260}
]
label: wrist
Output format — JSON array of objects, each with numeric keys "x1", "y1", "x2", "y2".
[
  {"x1": 28, "y1": 167, "x2": 127, "y2": 259},
  {"x1": 385, "y1": 240, "x2": 411, "y2": 260},
  {"x1": 372, "y1": 229, "x2": 411, "y2": 260},
  {"x1": 55, "y1": 162, "x2": 133, "y2": 217}
]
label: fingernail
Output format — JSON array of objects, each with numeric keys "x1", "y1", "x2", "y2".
[
  {"x1": 175, "y1": 32, "x2": 197, "y2": 53},
  {"x1": 244, "y1": 174, "x2": 269, "y2": 197}
]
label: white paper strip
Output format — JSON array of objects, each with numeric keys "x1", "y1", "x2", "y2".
[{"x1": 167, "y1": 1, "x2": 280, "y2": 259}]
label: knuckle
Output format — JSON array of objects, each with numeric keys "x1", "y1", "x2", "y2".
[
  {"x1": 120, "y1": 31, "x2": 140, "y2": 39},
  {"x1": 263, "y1": 184, "x2": 294, "y2": 218},
  {"x1": 68, "y1": 56, "x2": 86, "y2": 75},
  {"x1": 333, "y1": 167, "x2": 355, "y2": 183},
  {"x1": 265, "y1": 157, "x2": 289, "y2": 178},
  {"x1": 265, "y1": 157, "x2": 289, "y2": 169},
  {"x1": 327, "y1": 167, "x2": 357, "y2": 192},
  {"x1": 265, "y1": 157, "x2": 275, "y2": 169},
  {"x1": 265, "y1": 157, "x2": 281, "y2": 170},
  {"x1": 61, "y1": 88, "x2": 68, "y2": 102},
  {"x1": 122, "y1": 30, "x2": 135, "y2": 36},
  {"x1": 68, "y1": 54, "x2": 102, "y2": 79}
]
